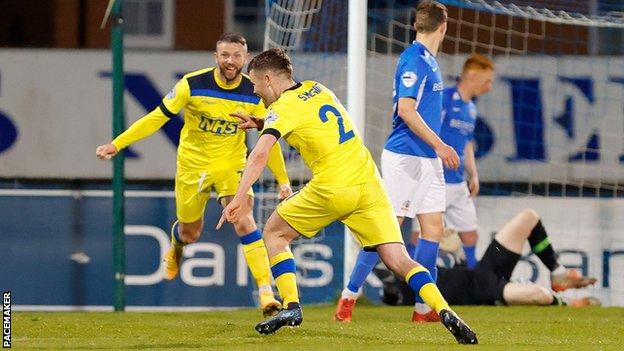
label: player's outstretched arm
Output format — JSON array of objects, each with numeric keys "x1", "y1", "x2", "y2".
[
  {"x1": 397, "y1": 97, "x2": 459, "y2": 169},
  {"x1": 217, "y1": 133, "x2": 278, "y2": 229},
  {"x1": 96, "y1": 78, "x2": 189, "y2": 160},
  {"x1": 95, "y1": 109, "x2": 170, "y2": 160}
]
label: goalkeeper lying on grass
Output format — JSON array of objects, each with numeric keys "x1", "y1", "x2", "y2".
[{"x1": 335, "y1": 209, "x2": 598, "y2": 322}]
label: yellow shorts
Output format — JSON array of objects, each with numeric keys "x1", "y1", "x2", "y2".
[
  {"x1": 277, "y1": 180, "x2": 403, "y2": 249},
  {"x1": 175, "y1": 165, "x2": 253, "y2": 223}
]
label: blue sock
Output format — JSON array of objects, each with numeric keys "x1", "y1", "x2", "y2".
[
  {"x1": 414, "y1": 238, "x2": 439, "y2": 282},
  {"x1": 406, "y1": 267, "x2": 436, "y2": 306},
  {"x1": 346, "y1": 250, "x2": 379, "y2": 294},
  {"x1": 239, "y1": 229, "x2": 262, "y2": 245},
  {"x1": 406, "y1": 243, "x2": 416, "y2": 260},
  {"x1": 463, "y1": 245, "x2": 477, "y2": 269}
]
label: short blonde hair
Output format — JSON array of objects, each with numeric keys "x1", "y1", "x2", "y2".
[{"x1": 248, "y1": 48, "x2": 293, "y2": 78}]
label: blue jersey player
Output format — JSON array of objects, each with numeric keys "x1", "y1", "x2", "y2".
[
  {"x1": 335, "y1": 1, "x2": 459, "y2": 324},
  {"x1": 412, "y1": 54, "x2": 494, "y2": 270},
  {"x1": 336, "y1": 53, "x2": 495, "y2": 324}
]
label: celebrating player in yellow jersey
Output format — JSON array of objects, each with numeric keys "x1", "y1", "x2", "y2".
[
  {"x1": 218, "y1": 48, "x2": 478, "y2": 344},
  {"x1": 96, "y1": 34, "x2": 291, "y2": 317}
]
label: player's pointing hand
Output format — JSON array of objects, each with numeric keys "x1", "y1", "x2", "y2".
[
  {"x1": 95, "y1": 144, "x2": 119, "y2": 160},
  {"x1": 216, "y1": 212, "x2": 227, "y2": 230},
  {"x1": 231, "y1": 112, "x2": 263, "y2": 130},
  {"x1": 216, "y1": 196, "x2": 244, "y2": 230},
  {"x1": 216, "y1": 206, "x2": 236, "y2": 230}
]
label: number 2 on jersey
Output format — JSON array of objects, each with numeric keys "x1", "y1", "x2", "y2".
[{"x1": 318, "y1": 104, "x2": 355, "y2": 144}]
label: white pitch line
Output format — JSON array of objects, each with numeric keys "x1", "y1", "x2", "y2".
[
  {"x1": 14, "y1": 304, "x2": 244, "y2": 312},
  {"x1": 0, "y1": 189, "x2": 279, "y2": 199},
  {"x1": 0, "y1": 189, "x2": 175, "y2": 198}
]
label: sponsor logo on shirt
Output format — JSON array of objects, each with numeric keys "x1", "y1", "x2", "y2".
[
  {"x1": 265, "y1": 110, "x2": 278, "y2": 125},
  {"x1": 433, "y1": 82, "x2": 444, "y2": 91},
  {"x1": 449, "y1": 118, "x2": 474, "y2": 134},
  {"x1": 198, "y1": 115, "x2": 238, "y2": 135},
  {"x1": 166, "y1": 82, "x2": 180, "y2": 100},
  {"x1": 401, "y1": 200, "x2": 411, "y2": 211},
  {"x1": 165, "y1": 88, "x2": 176, "y2": 100},
  {"x1": 401, "y1": 71, "x2": 417, "y2": 88}
]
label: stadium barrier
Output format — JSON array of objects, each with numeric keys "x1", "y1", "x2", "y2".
[{"x1": 2, "y1": 189, "x2": 622, "y2": 309}]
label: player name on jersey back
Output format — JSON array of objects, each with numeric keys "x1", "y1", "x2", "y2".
[{"x1": 264, "y1": 81, "x2": 380, "y2": 187}]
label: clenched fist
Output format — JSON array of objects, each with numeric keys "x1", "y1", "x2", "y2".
[{"x1": 95, "y1": 144, "x2": 119, "y2": 160}]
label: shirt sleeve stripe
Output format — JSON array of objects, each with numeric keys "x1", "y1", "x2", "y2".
[
  {"x1": 414, "y1": 76, "x2": 428, "y2": 110},
  {"x1": 190, "y1": 89, "x2": 261, "y2": 104},
  {"x1": 159, "y1": 102, "x2": 177, "y2": 118},
  {"x1": 262, "y1": 128, "x2": 282, "y2": 140}
]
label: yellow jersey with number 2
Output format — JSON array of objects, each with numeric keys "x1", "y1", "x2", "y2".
[
  {"x1": 263, "y1": 81, "x2": 379, "y2": 187},
  {"x1": 263, "y1": 81, "x2": 402, "y2": 249}
]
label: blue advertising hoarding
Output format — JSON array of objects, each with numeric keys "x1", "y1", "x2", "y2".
[{"x1": 0, "y1": 190, "x2": 345, "y2": 308}]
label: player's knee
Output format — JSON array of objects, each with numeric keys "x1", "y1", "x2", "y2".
[
  {"x1": 519, "y1": 208, "x2": 540, "y2": 222},
  {"x1": 261, "y1": 229, "x2": 292, "y2": 256},
  {"x1": 262, "y1": 228, "x2": 293, "y2": 245},
  {"x1": 377, "y1": 250, "x2": 403, "y2": 275},
  {"x1": 262, "y1": 223, "x2": 278, "y2": 243},
  {"x1": 382, "y1": 257, "x2": 401, "y2": 274},
  {"x1": 261, "y1": 225, "x2": 282, "y2": 245},
  {"x1": 260, "y1": 230, "x2": 279, "y2": 250},
  {"x1": 532, "y1": 286, "x2": 553, "y2": 305}
]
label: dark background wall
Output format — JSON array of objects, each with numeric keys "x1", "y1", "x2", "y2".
[{"x1": 0, "y1": 0, "x2": 225, "y2": 50}]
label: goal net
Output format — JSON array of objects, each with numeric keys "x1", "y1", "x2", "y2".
[{"x1": 261, "y1": 0, "x2": 624, "y2": 305}]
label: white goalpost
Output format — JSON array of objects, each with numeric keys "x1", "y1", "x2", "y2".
[
  {"x1": 345, "y1": 0, "x2": 368, "y2": 288},
  {"x1": 261, "y1": 0, "x2": 369, "y2": 287}
]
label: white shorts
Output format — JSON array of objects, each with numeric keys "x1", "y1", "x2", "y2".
[
  {"x1": 381, "y1": 149, "x2": 445, "y2": 219},
  {"x1": 411, "y1": 181, "x2": 478, "y2": 233},
  {"x1": 444, "y1": 182, "x2": 478, "y2": 232}
]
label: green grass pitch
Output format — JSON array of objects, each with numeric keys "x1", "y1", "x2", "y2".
[{"x1": 14, "y1": 305, "x2": 624, "y2": 350}]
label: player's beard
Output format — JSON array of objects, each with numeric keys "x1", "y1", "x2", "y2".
[{"x1": 220, "y1": 64, "x2": 243, "y2": 83}]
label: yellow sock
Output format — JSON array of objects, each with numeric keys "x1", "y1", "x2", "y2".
[
  {"x1": 418, "y1": 283, "x2": 450, "y2": 313},
  {"x1": 270, "y1": 251, "x2": 299, "y2": 307},
  {"x1": 239, "y1": 230, "x2": 272, "y2": 288},
  {"x1": 405, "y1": 266, "x2": 450, "y2": 313},
  {"x1": 242, "y1": 240, "x2": 272, "y2": 288}
]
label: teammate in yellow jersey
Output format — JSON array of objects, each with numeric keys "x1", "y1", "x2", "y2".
[
  {"x1": 95, "y1": 34, "x2": 291, "y2": 317},
  {"x1": 217, "y1": 48, "x2": 478, "y2": 344}
]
